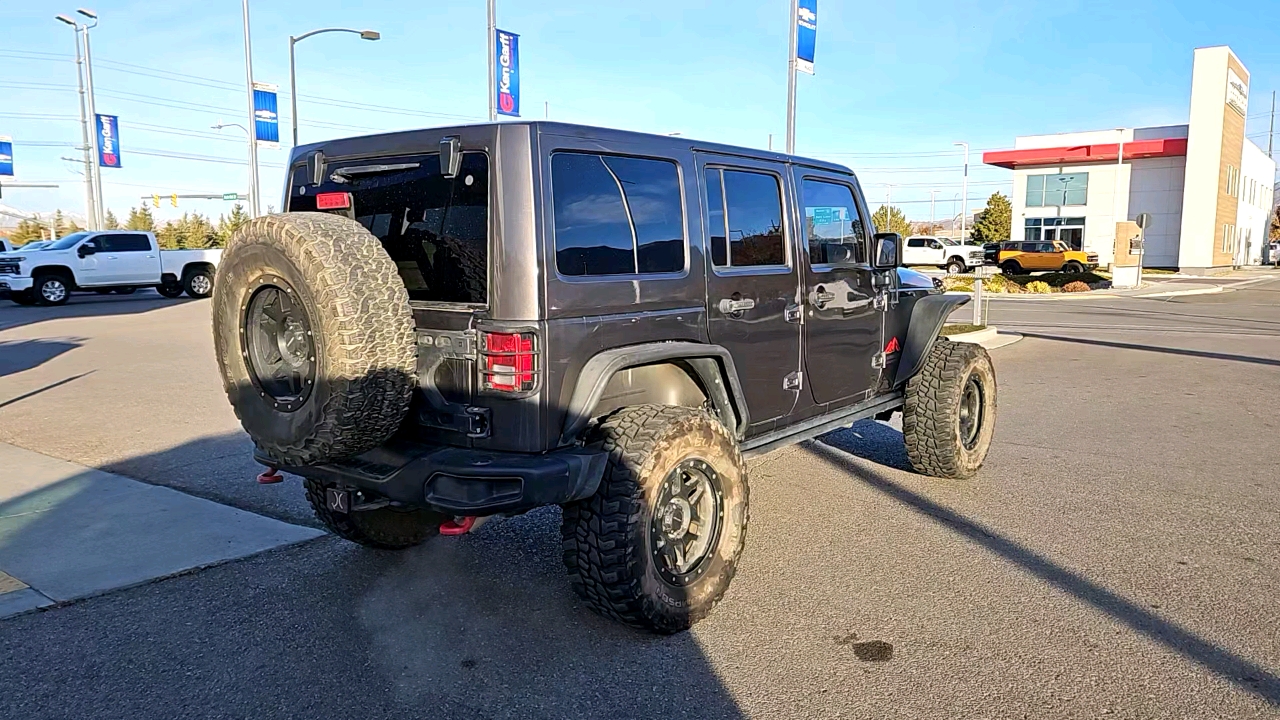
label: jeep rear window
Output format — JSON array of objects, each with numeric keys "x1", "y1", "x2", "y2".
[
  {"x1": 288, "y1": 152, "x2": 488, "y2": 305},
  {"x1": 550, "y1": 152, "x2": 685, "y2": 277}
]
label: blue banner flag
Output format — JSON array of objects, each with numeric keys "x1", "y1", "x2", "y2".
[
  {"x1": 495, "y1": 29, "x2": 520, "y2": 117},
  {"x1": 95, "y1": 114, "x2": 122, "y2": 168},
  {"x1": 0, "y1": 136, "x2": 12, "y2": 176},
  {"x1": 253, "y1": 82, "x2": 279, "y2": 147},
  {"x1": 796, "y1": 0, "x2": 817, "y2": 75}
]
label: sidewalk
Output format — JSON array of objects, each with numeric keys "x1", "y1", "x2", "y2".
[{"x1": 0, "y1": 442, "x2": 323, "y2": 619}]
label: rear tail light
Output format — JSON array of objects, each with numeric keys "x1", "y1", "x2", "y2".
[
  {"x1": 315, "y1": 191, "x2": 351, "y2": 210},
  {"x1": 480, "y1": 331, "x2": 536, "y2": 393}
]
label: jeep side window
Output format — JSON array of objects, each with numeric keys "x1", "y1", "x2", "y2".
[
  {"x1": 800, "y1": 178, "x2": 865, "y2": 265},
  {"x1": 707, "y1": 169, "x2": 786, "y2": 268},
  {"x1": 551, "y1": 152, "x2": 685, "y2": 277}
]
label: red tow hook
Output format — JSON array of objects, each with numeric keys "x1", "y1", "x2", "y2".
[
  {"x1": 256, "y1": 467, "x2": 284, "y2": 484},
  {"x1": 439, "y1": 516, "x2": 477, "y2": 536}
]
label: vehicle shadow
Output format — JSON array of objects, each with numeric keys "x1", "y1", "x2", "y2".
[
  {"x1": 808, "y1": 434, "x2": 1280, "y2": 707},
  {"x1": 1016, "y1": 330, "x2": 1280, "y2": 367},
  {"x1": 0, "y1": 435, "x2": 746, "y2": 720},
  {"x1": 0, "y1": 291, "x2": 195, "y2": 333},
  {"x1": 0, "y1": 338, "x2": 85, "y2": 377}
]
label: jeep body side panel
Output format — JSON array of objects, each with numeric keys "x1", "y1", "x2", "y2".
[{"x1": 892, "y1": 294, "x2": 970, "y2": 387}]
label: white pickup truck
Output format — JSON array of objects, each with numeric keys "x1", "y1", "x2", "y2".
[
  {"x1": 0, "y1": 230, "x2": 221, "y2": 305},
  {"x1": 902, "y1": 235, "x2": 988, "y2": 274}
]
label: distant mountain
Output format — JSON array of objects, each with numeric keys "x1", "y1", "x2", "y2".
[{"x1": 0, "y1": 205, "x2": 87, "y2": 229}]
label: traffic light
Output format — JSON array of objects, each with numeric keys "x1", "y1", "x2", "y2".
[
  {"x1": 152, "y1": 194, "x2": 159, "y2": 208},
  {"x1": 171, "y1": 194, "x2": 178, "y2": 208}
]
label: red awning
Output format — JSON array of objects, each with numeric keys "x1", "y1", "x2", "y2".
[{"x1": 983, "y1": 138, "x2": 1188, "y2": 169}]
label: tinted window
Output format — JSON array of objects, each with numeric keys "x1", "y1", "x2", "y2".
[
  {"x1": 1020, "y1": 243, "x2": 1038, "y2": 252},
  {"x1": 719, "y1": 170, "x2": 785, "y2": 267},
  {"x1": 552, "y1": 152, "x2": 684, "y2": 277},
  {"x1": 1028, "y1": 172, "x2": 1088, "y2": 207},
  {"x1": 706, "y1": 169, "x2": 727, "y2": 266},
  {"x1": 289, "y1": 152, "x2": 489, "y2": 304},
  {"x1": 906, "y1": 238, "x2": 927, "y2": 248},
  {"x1": 100, "y1": 234, "x2": 150, "y2": 252},
  {"x1": 801, "y1": 179, "x2": 865, "y2": 265}
]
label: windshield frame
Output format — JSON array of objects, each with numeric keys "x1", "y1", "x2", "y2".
[{"x1": 45, "y1": 231, "x2": 95, "y2": 251}]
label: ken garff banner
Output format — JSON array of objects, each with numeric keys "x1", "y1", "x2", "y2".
[
  {"x1": 495, "y1": 29, "x2": 520, "y2": 117},
  {"x1": 95, "y1": 114, "x2": 122, "y2": 168},
  {"x1": 253, "y1": 82, "x2": 280, "y2": 147},
  {"x1": 796, "y1": 0, "x2": 817, "y2": 75},
  {"x1": 0, "y1": 136, "x2": 13, "y2": 176}
]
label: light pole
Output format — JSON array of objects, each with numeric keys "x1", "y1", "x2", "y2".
[
  {"x1": 954, "y1": 142, "x2": 969, "y2": 241},
  {"x1": 71, "y1": 8, "x2": 104, "y2": 230},
  {"x1": 882, "y1": 184, "x2": 895, "y2": 232},
  {"x1": 241, "y1": 0, "x2": 261, "y2": 218},
  {"x1": 487, "y1": 0, "x2": 497, "y2": 121},
  {"x1": 289, "y1": 28, "x2": 380, "y2": 147},
  {"x1": 930, "y1": 189, "x2": 937, "y2": 227},
  {"x1": 212, "y1": 123, "x2": 255, "y2": 207},
  {"x1": 55, "y1": 13, "x2": 97, "y2": 230},
  {"x1": 784, "y1": 0, "x2": 799, "y2": 154}
]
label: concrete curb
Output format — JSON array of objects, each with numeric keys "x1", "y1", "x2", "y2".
[{"x1": 1131, "y1": 286, "x2": 1224, "y2": 299}]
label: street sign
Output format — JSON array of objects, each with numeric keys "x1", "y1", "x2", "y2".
[
  {"x1": 0, "y1": 136, "x2": 13, "y2": 176},
  {"x1": 796, "y1": 0, "x2": 817, "y2": 75},
  {"x1": 95, "y1": 114, "x2": 121, "y2": 168},
  {"x1": 494, "y1": 29, "x2": 520, "y2": 117},
  {"x1": 1136, "y1": 212, "x2": 1152, "y2": 229},
  {"x1": 252, "y1": 82, "x2": 279, "y2": 148},
  {"x1": 223, "y1": 193, "x2": 240, "y2": 201}
]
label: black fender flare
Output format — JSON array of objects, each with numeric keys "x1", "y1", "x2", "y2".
[
  {"x1": 559, "y1": 342, "x2": 750, "y2": 445},
  {"x1": 892, "y1": 294, "x2": 970, "y2": 388}
]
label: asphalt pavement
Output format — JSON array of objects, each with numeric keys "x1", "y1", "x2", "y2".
[{"x1": 1, "y1": 283, "x2": 1278, "y2": 718}]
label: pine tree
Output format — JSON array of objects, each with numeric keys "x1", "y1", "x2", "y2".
[
  {"x1": 125, "y1": 206, "x2": 156, "y2": 232},
  {"x1": 871, "y1": 205, "x2": 913, "y2": 238},
  {"x1": 10, "y1": 219, "x2": 47, "y2": 245},
  {"x1": 52, "y1": 210, "x2": 83, "y2": 237},
  {"x1": 104, "y1": 209, "x2": 120, "y2": 229},
  {"x1": 214, "y1": 204, "x2": 249, "y2": 247},
  {"x1": 970, "y1": 192, "x2": 1012, "y2": 244}
]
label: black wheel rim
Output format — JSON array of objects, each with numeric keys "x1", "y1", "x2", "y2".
[
  {"x1": 650, "y1": 458, "x2": 725, "y2": 586},
  {"x1": 958, "y1": 373, "x2": 984, "y2": 450},
  {"x1": 241, "y1": 277, "x2": 316, "y2": 412}
]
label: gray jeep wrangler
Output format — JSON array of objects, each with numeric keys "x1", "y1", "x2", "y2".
[{"x1": 212, "y1": 122, "x2": 996, "y2": 634}]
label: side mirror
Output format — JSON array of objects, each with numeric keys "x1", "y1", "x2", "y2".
[
  {"x1": 439, "y1": 136, "x2": 462, "y2": 178},
  {"x1": 872, "y1": 233, "x2": 901, "y2": 270},
  {"x1": 78, "y1": 243, "x2": 97, "y2": 257}
]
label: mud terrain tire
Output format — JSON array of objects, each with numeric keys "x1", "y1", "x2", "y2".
[
  {"x1": 903, "y1": 339, "x2": 997, "y2": 479},
  {"x1": 212, "y1": 212, "x2": 416, "y2": 466},
  {"x1": 561, "y1": 405, "x2": 749, "y2": 634}
]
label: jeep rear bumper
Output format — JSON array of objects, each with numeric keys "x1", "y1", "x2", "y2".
[{"x1": 261, "y1": 441, "x2": 608, "y2": 516}]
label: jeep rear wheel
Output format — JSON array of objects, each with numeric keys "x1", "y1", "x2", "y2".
[
  {"x1": 212, "y1": 213, "x2": 417, "y2": 466},
  {"x1": 303, "y1": 478, "x2": 446, "y2": 549},
  {"x1": 903, "y1": 339, "x2": 997, "y2": 479},
  {"x1": 560, "y1": 405, "x2": 749, "y2": 634}
]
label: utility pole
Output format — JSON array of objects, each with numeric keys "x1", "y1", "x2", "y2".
[
  {"x1": 78, "y1": 10, "x2": 104, "y2": 230},
  {"x1": 241, "y1": 0, "x2": 261, "y2": 217},
  {"x1": 487, "y1": 0, "x2": 497, "y2": 122},
  {"x1": 954, "y1": 142, "x2": 969, "y2": 241},
  {"x1": 56, "y1": 14, "x2": 97, "y2": 230},
  {"x1": 784, "y1": 0, "x2": 799, "y2": 154},
  {"x1": 930, "y1": 189, "x2": 937, "y2": 226},
  {"x1": 1269, "y1": 90, "x2": 1275, "y2": 159}
]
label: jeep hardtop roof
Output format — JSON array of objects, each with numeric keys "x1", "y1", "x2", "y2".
[{"x1": 288, "y1": 120, "x2": 855, "y2": 178}]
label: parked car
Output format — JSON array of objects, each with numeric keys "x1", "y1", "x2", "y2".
[
  {"x1": 902, "y1": 235, "x2": 987, "y2": 274},
  {"x1": 982, "y1": 242, "x2": 1001, "y2": 265},
  {"x1": 213, "y1": 121, "x2": 998, "y2": 634},
  {"x1": 0, "y1": 239, "x2": 12, "y2": 254},
  {"x1": 998, "y1": 240, "x2": 1099, "y2": 274},
  {"x1": 0, "y1": 230, "x2": 221, "y2": 305}
]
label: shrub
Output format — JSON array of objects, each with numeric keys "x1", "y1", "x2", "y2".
[
  {"x1": 1025, "y1": 280, "x2": 1053, "y2": 294},
  {"x1": 941, "y1": 276, "x2": 974, "y2": 292},
  {"x1": 1061, "y1": 281, "x2": 1091, "y2": 293},
  {"x1": 984, "y1": 275, "x2": 1025, "y2": 293}
]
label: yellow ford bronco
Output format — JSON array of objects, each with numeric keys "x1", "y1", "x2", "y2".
[{"x1": 998, "y1": 240, "x2": 1099, "y2": 275}]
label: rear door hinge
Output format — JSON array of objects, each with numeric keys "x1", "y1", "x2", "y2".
[
  {"x1": 784, "y1": 303, "x2": 802, "y2": 323},
  {"x1": 783, "y1": 371, "x2": 803, "y2": 391},
  {"x1": 873, "y1": 293, "x2": 889, "y2": 311},
  {"x1": 871, "y1": 352, "x2": 887, "y2": 369}
]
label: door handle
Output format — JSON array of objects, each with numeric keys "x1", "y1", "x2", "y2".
[
  {"x1": 717, "y1": 298, "x2": 755, "y2": 314},
  {"x1": 811, "y1": 290, "x2": 836, "y2": 309}
]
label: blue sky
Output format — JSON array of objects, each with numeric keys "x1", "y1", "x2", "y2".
[{"x1": 2, "y1": 0, "x2": 1278, "y2": 225}]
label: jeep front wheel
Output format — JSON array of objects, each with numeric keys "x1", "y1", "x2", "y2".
[
  {"x1": 560, "y1": 405, "x2": 749, "y2": 634},
  {"x1": 903, "y1": 339, "x2": 997, "y2": 479}
]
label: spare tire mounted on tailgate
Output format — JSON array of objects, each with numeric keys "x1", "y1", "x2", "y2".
[{"x1": 212, "y1": 212, "x2": 417, "y2": 466}]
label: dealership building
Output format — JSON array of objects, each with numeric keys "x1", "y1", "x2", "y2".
[{"x1": 984, "y1": 46, "x2": 1276, "y2": 273}]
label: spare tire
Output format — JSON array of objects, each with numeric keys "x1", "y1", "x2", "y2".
[{"x1": 212, "y1": 213, "x2": 417, "y2": 466}]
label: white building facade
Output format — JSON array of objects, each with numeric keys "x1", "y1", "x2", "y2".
[{"x1": 984, "y1": 47, "x2": 1275, "y2": 273}]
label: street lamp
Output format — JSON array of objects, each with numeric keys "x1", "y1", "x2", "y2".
[
  {"x1": 212, "y1": 122, "x2": 255, "y2": 209},
  {"x1": 75, "y1": 8, "x2": 103, "y2": 230},
  {"x1": 954, "y1": 142, "x2": 969, "y2": 241},
  {"x1": 55, "y1": 12, "x2": 98, "y2": 230},
  {"x1": 289, "y1": 28, "x2": 380, "y2": 147}
]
